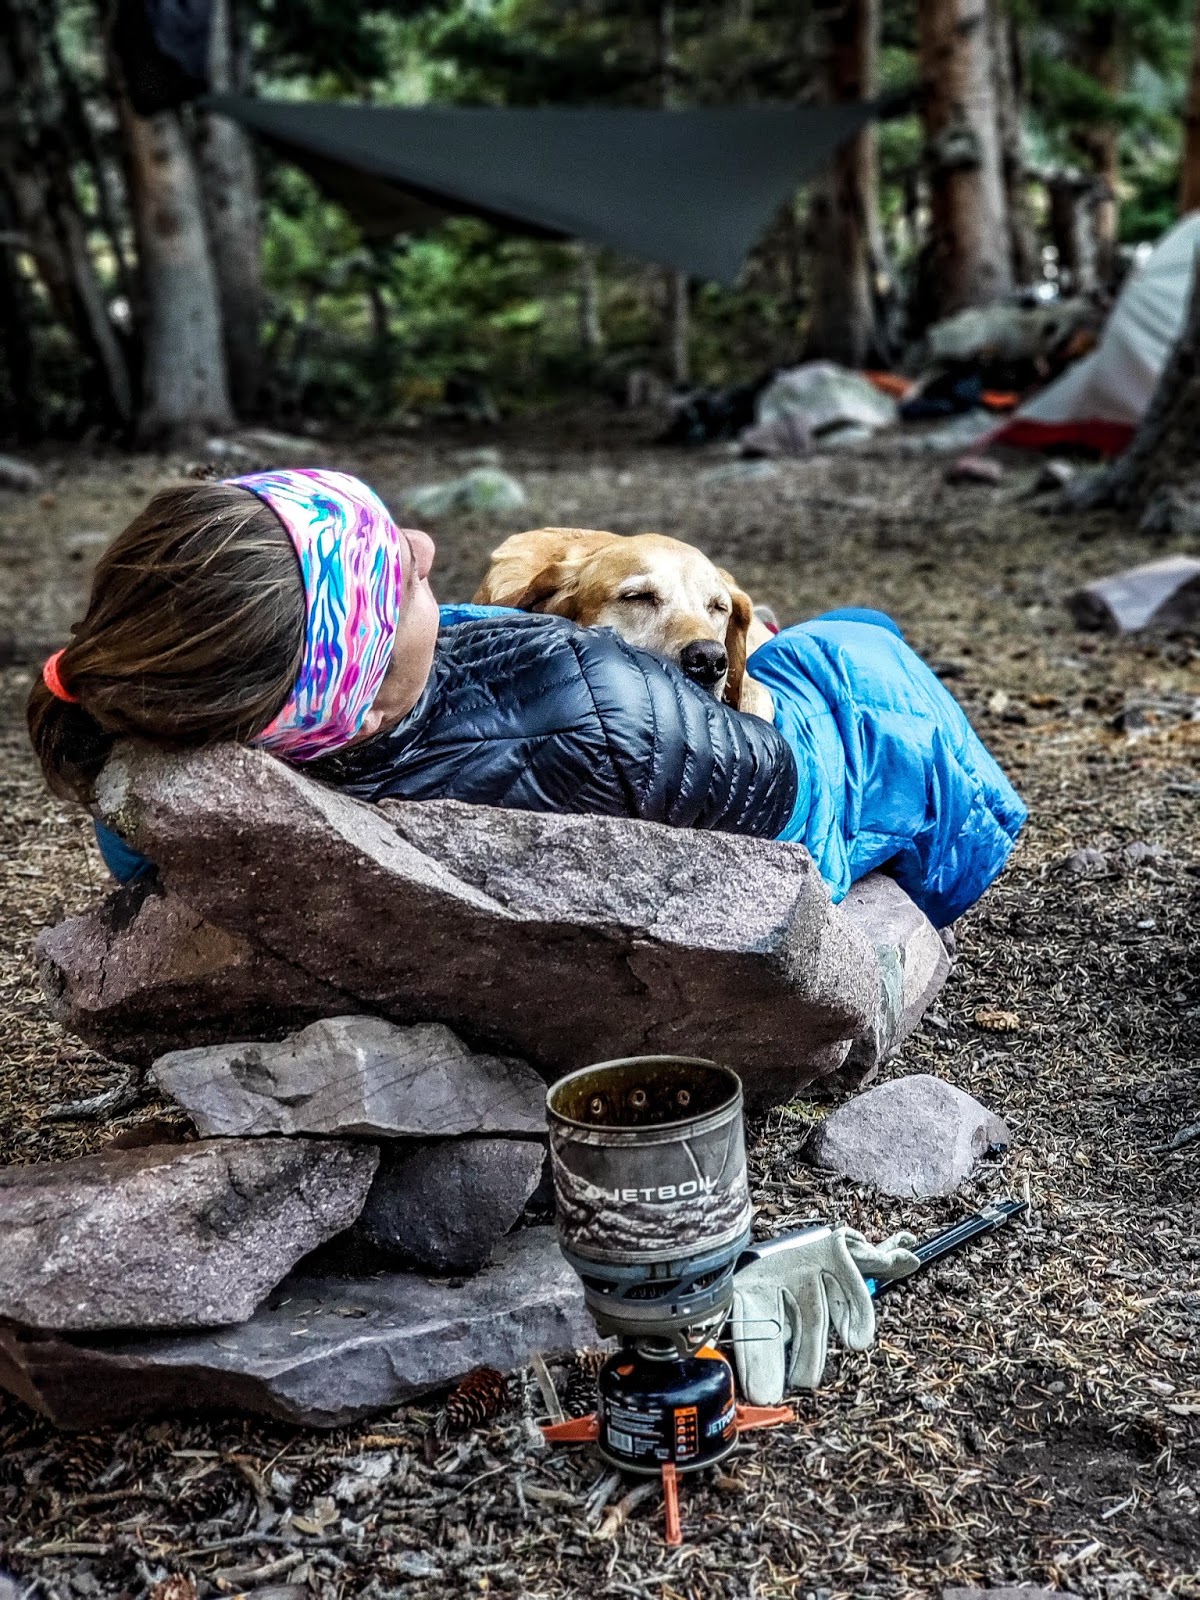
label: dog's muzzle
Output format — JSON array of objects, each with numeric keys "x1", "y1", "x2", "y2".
[{"x1": 679, "y1": 639, "x2": 728, "y2": 691}]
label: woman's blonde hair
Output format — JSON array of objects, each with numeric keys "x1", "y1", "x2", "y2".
[{"x1": 28, "y1": 482, "x2": 305, "y2": 804}]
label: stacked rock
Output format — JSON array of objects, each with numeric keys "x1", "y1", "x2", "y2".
[{"x1": 3, "y1": 739, "x2": 954, "y2": 1430}]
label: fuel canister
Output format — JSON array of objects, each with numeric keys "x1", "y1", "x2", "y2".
[{"x1": 596, "y1": 1345, "x2": 738, "y2": 1475}]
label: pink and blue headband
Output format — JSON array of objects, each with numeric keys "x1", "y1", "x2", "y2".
[{"x1": 229, "y1": 469, "x2": 408, "y2": 762}]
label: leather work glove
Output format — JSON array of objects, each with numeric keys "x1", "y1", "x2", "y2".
[{"x1": 729, "y1": 1225, "x2": 920, "y2": 1404}]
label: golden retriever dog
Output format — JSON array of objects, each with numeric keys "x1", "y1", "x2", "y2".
[{"x1": 473, "y1": 527, "x2": 775, "y2": 720}]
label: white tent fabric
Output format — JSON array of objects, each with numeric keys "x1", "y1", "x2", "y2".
[{"x1": 997, "y1": 213, "x2": 1200, "y2": 454}]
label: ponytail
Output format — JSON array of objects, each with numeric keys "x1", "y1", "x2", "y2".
[{"x1": 27, "y1": 482, "x2": 305, "y2": 805}]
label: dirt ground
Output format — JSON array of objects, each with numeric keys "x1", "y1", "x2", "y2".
[{"x1": 0, "y1": 421, "x2": 1197, "y2": 1600}]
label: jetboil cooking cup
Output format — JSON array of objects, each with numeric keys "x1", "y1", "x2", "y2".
[{"x1": 546, "y1": 1055, "x2": 753, "y2": 1339}]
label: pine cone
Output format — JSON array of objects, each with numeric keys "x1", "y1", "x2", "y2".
[
  {"x1": 176, "y1": 1468, "x2": 239, "y2": 1524},
  {"x1": 442, "y1": 1366, "x2": 510, "y2": 1433},
  {"x1": 562, "y1": 1350, "x2": 607, "y2": 1418},
  {"x1": 52, "y1": 1432, "x2": 114, "y2": 1494}
]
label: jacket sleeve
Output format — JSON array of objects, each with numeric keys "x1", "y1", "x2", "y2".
[{"x1": 560, "y1": 629, "x2": 798, "y2": 837}]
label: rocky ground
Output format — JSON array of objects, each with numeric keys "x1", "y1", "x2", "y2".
[{"x1": 0, "y1": 419, "x2": 1196, "y2": 1600}]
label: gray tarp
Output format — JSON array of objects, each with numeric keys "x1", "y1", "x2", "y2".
[{"x1": 209, "y1": 97, "x2": 874, "y2": 285}]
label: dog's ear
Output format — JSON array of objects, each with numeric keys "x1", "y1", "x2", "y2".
[
  {"x1": 474, "y1": 528, "x2": 616, "y2": 613},
  {"x1": 716, "y1": 568, "x2": 755, "y2": 710}
]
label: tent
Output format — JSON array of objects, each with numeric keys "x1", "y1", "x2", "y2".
[
  {"x1": 994, "y1": 214, "x2": 1200, "y2": 456},
  {"x1": 210, "y1": 97, "x2": 874, "y2": 286}
]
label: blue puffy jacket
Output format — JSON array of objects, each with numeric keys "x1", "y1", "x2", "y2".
[{"x1": 96, "y1": 604, "x2": 1024, "y2": 926}]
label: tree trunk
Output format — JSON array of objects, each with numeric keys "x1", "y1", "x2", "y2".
[
  {"x1": 195, "y1": 0, "x2": 262, "y2": 416},
  {"x1": 803, "y1": 0, "x2": 880, "y2": 368},
  {"x1": 0, "y1": 233, "x2": 37, "y2": 437},
  {"x1": 1046, "y1": 172, "x2": 1104, "y2": 296},
  {"x1": 575, "y1": 244, "x2": 604, "y2": 356},
  {"x1": 916, "y1": 0, "x2": 1014, "y2": 320},
  {"x1": 0, "y1": 8, "x2": 133, "y2": 427},
  {"x1": 115, "y1": 83, "x2": 233, "y2": 445},
  {"x1": 1181, "y1": 0, "x2": 1200, "y2": 214},
  {"x1": 658, "y1": 0, "x2": 689, "y2": 386},
  {"x1": 1068, "y1": 250, "x2": 1200, "y2": 529},
  {"x1": 1075, "y1": 8, "x2": 1121, "y2": 287},
  {"x1": 989, "y1": 0, "x2": 1038, "y2": 286}
]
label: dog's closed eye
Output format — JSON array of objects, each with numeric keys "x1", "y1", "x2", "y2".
[{"x1": 620, "y1": 589, "x2": 661, "y2": 607}]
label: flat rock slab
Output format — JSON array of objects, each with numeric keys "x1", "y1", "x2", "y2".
[
  {"x1": 1066, "y1": 554, "x2": 1200, "y2": 634},
  {"x1": 357, "y1": 1137, "x2": 546, "y2": 1273},
  {"x1": 90, "y1": 742, "x2": 879, "y2": 1108},
  {"x1": 0, "y1": 1139, "x2": 378, "y2": 1332},
  {"x1": 834, "y1": 875, "x2": 950, "y2": 1092},
  {"x1": 36, "y1": 879, "x2": 350, "y2": 1066},
  {"x1": 805, "y1": 1073, "x2": 1010, "y2": 1197},
  {"x1": 0, "y1": 1228, "x2": 593, "y2": 1429},
  {"x1": 153, "y1": 1016, "x2": 547, "y2": 1139}
]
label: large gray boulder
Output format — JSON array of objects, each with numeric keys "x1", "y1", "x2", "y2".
[
  {"x1": 152, "y1": 1017, "x2": 547, "y2": 1139},
  {"x1": 834, "y1": 875, "x2": 951, "y2": 1091},
  {"x1": 75, "y1": 742, "x2": 878, "y2": 1108},
  {"x1": 36, "y1": 879, "x2": 349, "y2": 1066},
  {"x1": 805, "y1": 1073, "x2": 1010, "y2": 1198},
  {"x1": 0, "y1": 1228, "x2": 592, "y2": 1429},
  {"x1": 0, "y1": 1139, "x2": 378, "y2": 1331},
  {"x1": 356, "y1": 1137, "x2": 547, "y2": 1273}
]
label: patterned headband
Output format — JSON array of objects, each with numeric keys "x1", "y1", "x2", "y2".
[{"x1": 229, "y1": 469, "x2": 408, "y2": 761}]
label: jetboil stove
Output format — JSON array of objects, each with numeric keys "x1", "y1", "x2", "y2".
[
  {"x1": 540, "y1": 1053, "x2": 1026, "y2": 1546},
  {"x1": 541, "y1": 1055, "x2": 788, "y2": 1543}
]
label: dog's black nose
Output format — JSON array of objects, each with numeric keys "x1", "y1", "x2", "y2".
[{"x1": 679, "y1": 639, "x2": 728, "y2": 688}]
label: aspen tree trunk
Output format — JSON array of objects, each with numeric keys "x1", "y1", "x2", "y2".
[
  {"x1": 917, "y1": 0, "x2": 1014, "y2": 319},
  {"x1": 659, "y1": 0, "x2": 689, "y2": 386},
  {"x1": 803, "y1": 0, "x2": 880, "y2": 367},
  {"x1": 1181, "y1": 0, "x2": 1200, "y2": 214},
  {"x1": 115, "y1": 74, "x2": 233, "y2": 445},
  {"x1": 989, "y1": 0, "x2": 1038, "y2": 286},
  {"x1": 1076, "y1": 8, "x2": 1121, "y2": 288},
  {"x1": 196, "y1": 0, "x2": 263, "y2": 415}
]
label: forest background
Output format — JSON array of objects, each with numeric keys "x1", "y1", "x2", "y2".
[{"x1": 5, "y1": 0, "x2": 1200, "y2": 450}]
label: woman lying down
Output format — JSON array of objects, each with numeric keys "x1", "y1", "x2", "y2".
[{"x1": 28, "y1": 469, "x2": 1025, "y2": 927}]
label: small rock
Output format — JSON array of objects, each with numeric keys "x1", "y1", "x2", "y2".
[
  {"x1": 1118, "y1": 840, "x2": 1167, "y2": 868},
  {"x1": 944, "y1": 455, "x2": 1003, "y2": 486},
  {"x1": 944, "y1": 1590, "x2": 1066, "y2": 1600},
  {"x1": 153, "y1": 1017, "x2": 547, "y2": 1140},
  {"x1": 700, "y1": 459, "x2": 781, "y2": 485},
  {"x1": 450, "y1": 446, "x2": 503, "y2": 469},
  {"x1": 987, "y1": 689, "x2": 1010, "y2": 715},
  {"x1": 0, "y1": 1228, "x2": 593, "y2": 1428},
  {"x1": 1055, "y1": 846, "x2": 1108, "y2": 875},
  {"x1": 235, "y1": 428, "x2": 315, "y2": 460},
  {"x1": 739, "y1": 413, "x2": 811, "y2": 458},
  {"x1": 0, "y1": 454, "x2": 42, "y2": 491},
  {"x1": 805, "y1": 1074, "x2": 1011, "y2": 1198},
  {"x1": 1066, "y1": 554, "x2": 1200, "y2": 634},
  {"x1": 38, "y1": 490, "x2": 57, "y2": 510},
  {"x1": 65, "y1": 531, "x2": 110, "y2": 562},
  {"x1": 401, "y1": 468, "x2": 526, "y2": 518},
  {"x1": 357, "y1": 1137, "x2": 546, "y2": 1274},
  {"x1": 0, "y1": 1139, "x2": 378, "y2": 1331},
  {"x1": 1036, "y1": 458, "x2": 1076, "y2": 493}
]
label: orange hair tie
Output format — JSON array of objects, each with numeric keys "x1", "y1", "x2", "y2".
[{"x1": 42, "y1": 650, "x2": 79, "y2": 704}]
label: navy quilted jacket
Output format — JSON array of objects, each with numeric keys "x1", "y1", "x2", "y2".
[{"x1": 314, "y1": 606, "x2": 799, "y2": 836}]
